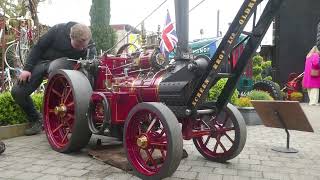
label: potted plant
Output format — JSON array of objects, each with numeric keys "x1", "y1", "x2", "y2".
[
  {"x1": 235, "y1": 90, "x2": 274, "y2": 125},
  {"x1": 251, "y1": 55, "x2": 283, "y2": 100},
  {"x1": 290, "y1": 92, "x2": 303, "y2": 102},
  {"x1": 0, "y1": 91, "x2": 43, "y2": 139}
]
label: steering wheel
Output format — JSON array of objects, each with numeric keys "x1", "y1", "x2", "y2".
[{"x1": 116, "y1": 43, "x2": 140, "y2": 58}]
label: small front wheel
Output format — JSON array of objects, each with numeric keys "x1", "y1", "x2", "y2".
[{"x1": 124, "y1": 102, "x2": 183, "y2": 180}]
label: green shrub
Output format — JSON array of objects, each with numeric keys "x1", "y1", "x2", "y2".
[
  {"x1": 247, "y1": 90, "x2": 274, "y2": 100},
  {"x1": 281, "y1": 91, "x2": 287, "y2": 99},
  {"x1": 252, "y1": 55, "x2": 263, "y2": 67},
  {"x1": 263, "y1": 76, "x2": 273, "y2": 81},
  {"x1": 252, "y1": 56, "x2": 274, "y2": 82},
  {"x1": 0, "y1": 92, "x2": 43, "y2": 126},
  {"x1": 261, "y1": 60, "x2": 272, "y2": 69},
  {"x1": 235, "y1": 90, "x2": 274, "y2": 107},
  {"x1": 235, "y1": 97, "x2": 252, "y2": 107},
  {"x1": 0, "y1": 92, "x2": 26, "y2": 126},
  {"x1": 254, "y1": 74, "x2": 263, "y2": 81},
  {"x1": 208, "y1": 78, "x2": 239, "y2": 104},
  {"x1": 266, "y1": 60, "x2": 272, "y2": 66},
  {"x1": 32, "y1": 93, "x2": 44, "y2": 112},
  {"x1": 253, "y1": 66, "x2": 263, "y2": 77},
  {"x1": 290, "y1": 92, "x2": 303, "y2": 101}
]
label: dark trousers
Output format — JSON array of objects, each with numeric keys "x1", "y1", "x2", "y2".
[{"x1": 11, "y1": 58, "x2": 75, "y2": 122}]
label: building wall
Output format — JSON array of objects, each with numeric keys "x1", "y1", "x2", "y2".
[
  {"x1": 114, "y1": 29, "x2": 128, "y2": 52},
  {"x1": 274, "y1": 0, "x2": 320, "y2": 84}
]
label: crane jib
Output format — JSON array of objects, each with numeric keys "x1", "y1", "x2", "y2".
[{"x1": 190, "y1": 0, "x2": 260, "y2": 108}]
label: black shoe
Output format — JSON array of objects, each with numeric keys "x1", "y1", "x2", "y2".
[
  {"x1": 25, "y1": 121, "x2": 42, "y2": 136},
  {"x1": 182, "y1": 149, "x2": 188, "y2": 159},
  {"x1": 0, "y1": 141, "x2": 5, "y2": 154}
]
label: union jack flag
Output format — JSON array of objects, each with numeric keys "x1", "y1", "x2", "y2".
[{"x1": 160, "y1": 10, "x2": 178, "y2": 56}]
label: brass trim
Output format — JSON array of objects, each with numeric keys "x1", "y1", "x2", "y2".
[
  {"x1": 136, "y1": 135, "x2": 148, "y2": 149},
  {"x1": 54, "y1": 104, "x2": 67, "y2": 117}
]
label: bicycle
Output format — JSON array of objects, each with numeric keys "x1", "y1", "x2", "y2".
[
  {"x1": 4, "y1": 17, "x2": 34, "y2": 70},
  {"x1": 0, "y1": 17, "x2": 35, "y2": 92},
  {"x1": 0, "y1": 68, "x2": 14, "y2": 92}
]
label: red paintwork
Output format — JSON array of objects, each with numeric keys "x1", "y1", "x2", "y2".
[
  {"x1": 92, "y1": 49, "x2": 165, "y2": 124},
  {"x1": 45, "y1": 47, "x2": 238, "y2": 153},
  {"x1": 193, "y1": 114, "x2": 237, "y2": 158},
  {"x1": 44, "y1": 46, "x2": 239, "y2": 177},
  {"x1": 231, "y1": 44, "x2": 252, "y2": 77},
  {"x1": 91, "y1": 49, "x2": 233, "y2": 143},
  {"x1": 283, "y1": 72, "x2": 304, "y2": 100},
  {"x1": 125, "y1": 108, "x2": 168, "y2": 176},
  {"x1": 181, "y1": 118, "x2": 214, "y2": 140},
  {"x1": 44, "y1": 75, "x2": 75, "y2": 150}
]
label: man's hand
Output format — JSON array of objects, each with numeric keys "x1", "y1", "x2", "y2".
[{"x1": 18, "y1": 70, "x2": 32, "y2": 85}]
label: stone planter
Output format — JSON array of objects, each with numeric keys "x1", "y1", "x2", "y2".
[
  {"x1": 237, "y1": 107, "x2": 262, "y2": 126},
  {"x1": 0, "y1": 123, "x2": 29, "y2": 139}
]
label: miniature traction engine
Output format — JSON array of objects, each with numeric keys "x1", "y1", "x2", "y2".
[{"x1": 43, "y1": 0, "x2": 285, "y2": 179}]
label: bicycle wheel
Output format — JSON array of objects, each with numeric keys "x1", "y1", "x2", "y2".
[
  {"x1": 35, "y1": 80, "x2": 47, "y2": 93},
  {"x1": 0, "y1": 79, "x2": 13, "y2": 92},
  {"x1": 4, "y1": 42, "x2": 22, "y2": 69},
  {"x1": 18, "y1": 32, "x2": 30, "y2": 66}
]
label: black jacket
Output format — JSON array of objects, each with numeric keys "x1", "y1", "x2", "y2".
[{"x1": 24, "y1": 22, "x2": 96, "y2": 71}]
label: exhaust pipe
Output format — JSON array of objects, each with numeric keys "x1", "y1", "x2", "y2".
[{"x1": 174, "y1": 0, "x2": 189, "y2": 60}]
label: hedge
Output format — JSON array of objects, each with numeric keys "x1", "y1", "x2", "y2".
[
  {"x1": 0, "y1": 91, "x2": 43, "y2": 126},
  {"x1": 208, "y1": 78, "x2": 239, "y2": 104}
]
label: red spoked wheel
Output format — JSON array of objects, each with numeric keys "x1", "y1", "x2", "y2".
[
  {"x1": 124, "y1": 102, "x2": 183, "y2": 180},
  {"x1": 193, "y1": 103, "x2": 247, "y2": 162},
  {"x1": 44, "y1": 70, "x2": 92, "y2": 153}
]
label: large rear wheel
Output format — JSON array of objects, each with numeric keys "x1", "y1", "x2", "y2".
[
  {"x1": 43, "y1": 70, "x2": 92, "y2": 153},
  {"x1": 193, "y1": 103, "x2": 247, "y2": 162},
  {"x1": 124, "y1": 102, "x2": 183, "y2": 180}
]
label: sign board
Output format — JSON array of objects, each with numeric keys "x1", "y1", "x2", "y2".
[{"x1": 251, "y1": 100, "x2": 313, "y2": 132}]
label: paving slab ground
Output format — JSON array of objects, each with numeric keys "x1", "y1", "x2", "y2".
[{"x1": 1, "y1": 103, "x2": 320, "y2": 180}]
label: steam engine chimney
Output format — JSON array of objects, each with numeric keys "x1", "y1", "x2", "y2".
[{"x1": 174, "y1": 0, "x2": 189, "y2": 60}]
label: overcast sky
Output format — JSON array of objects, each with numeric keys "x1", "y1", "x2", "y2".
[{"x1": 38, "y1": 0, "x2": 272, "y2": 43}]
